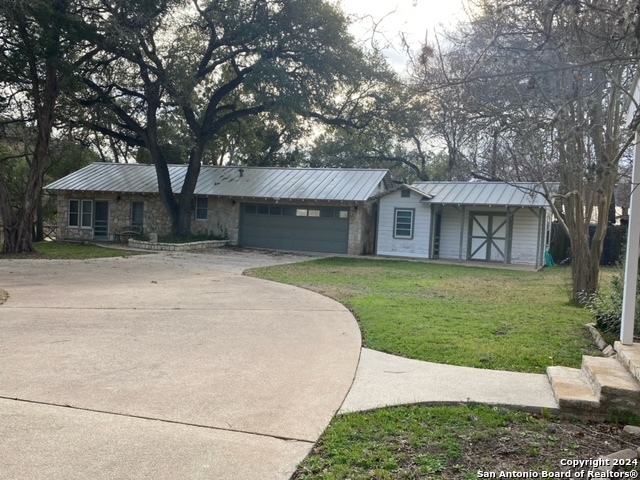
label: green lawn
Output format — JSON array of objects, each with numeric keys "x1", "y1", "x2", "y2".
[
  {"x1": 1, "y1": 241, "x2": 145, "y2": 260},
  {"x1": 247, "y1": 258, "x2": 603, "y2": 373},
  {"x1": 293, "y1": 404, "x2": 639, "y2": 480}
]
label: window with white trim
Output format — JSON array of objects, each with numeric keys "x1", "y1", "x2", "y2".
[
  {"x1": 195, "y1": 196, "x2": 208, "y2": 220},
  {"x1": 131, "y1": 201, "x2": 144, "y2": 228},
  {"x1": 69, "y1": 200, "x2": 79, "y2": 227},
  {"x1": 394, "y1": 209, "x2": 414, "y2": 239},
  {"x1": 69, "y1": 199, "x2": 93, "y2": 228}
]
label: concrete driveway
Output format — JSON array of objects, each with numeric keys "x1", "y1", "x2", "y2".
[{"x1": 0, "y1": 249, "x2": 362, "y2": 479}]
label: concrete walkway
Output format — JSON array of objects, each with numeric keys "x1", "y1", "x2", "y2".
[
  {"x1": 0, "y1": 250, "x2": 361, "y2": 480},
  {"x1": 340, "y1": 348, "x2": 559, "y2": 414}
]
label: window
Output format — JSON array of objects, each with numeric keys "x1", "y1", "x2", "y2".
[
  {"x1": 338, "y1": 209, "x2": 349, "y2": 219},
  {"x1": 81, "y1": 200, "x2": 93, "y2": 227},
  {"x1": 394, "y1": 209, "x2": 414, "y2": 239},
  {"x1": 196, "y1": 197, "x2": 208, "y2": 220},
  {"x1": 131, "y1": 202, "x2": 144, "y2": 228},
  {"x1": 69, "y1": 200, "x2": 79, "y2": 227},
  {"x1": 69, "y1": 199, "x2": 93, "y2": 228},
  {"x1": 308, "y1": 209, "x2": 320, "y2": 217},
  {"x1": 257, "y1": 205, "x2": 269, "y2": 215},
  {"x1": 401, "y1": 188, "x2": 411, "y2": 198},
  {"x1": 320, "y1": 208, "x2": 334, "y2": 218},
  {"x1": 296, "y1": 209, "x2": 308, "y2": 217}
]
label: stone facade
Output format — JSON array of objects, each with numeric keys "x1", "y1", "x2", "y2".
[
  {"x1": 55, "y1": 192, "x2": 377, "y2": 254},
  {"x1": 191, "y1": 197, "x2": 239, "y2": 242},
  {"x1": 57, "y1": 192, "x2": 172, "y2": 242}
]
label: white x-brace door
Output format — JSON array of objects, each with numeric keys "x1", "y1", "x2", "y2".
[{"x1": 468, "y1": 213, "x2": 507, "y2": 262}]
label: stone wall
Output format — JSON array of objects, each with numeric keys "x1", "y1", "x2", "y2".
[
  {"x1": 191, "y1": 197, "x2": 239, "y2": 242},
  {"x1": 56, "y1": 192, "x2": 107, "y2": 241},
  {"x1": 56, "y1": 192, "x2": 172, "y2": 241},
  {"x1": 129, "y1": 239, "x2": 229, "y2": 251}
]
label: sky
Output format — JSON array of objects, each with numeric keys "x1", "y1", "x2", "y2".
[{"x1": 334, "y1": 0, "x2": 467, "y2": 74}]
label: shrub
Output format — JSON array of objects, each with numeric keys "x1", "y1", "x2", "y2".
[{"x1": 585, "y1": 272, "x2": 640, "y2": 336}]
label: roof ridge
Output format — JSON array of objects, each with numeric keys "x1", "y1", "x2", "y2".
[{"x1": 88, "y1": 162, "x2": 388, "y2": 172}]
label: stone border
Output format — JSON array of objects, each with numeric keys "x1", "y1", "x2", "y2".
[
  {"x1": 0, "y1": 288, "x2": 8, "y2": 305},
  {"x1": 128, "y1": 239, "x2": 229, "y2": 252},
  {"x1": 585, "y1": 323, "x2": 616, "y2": 357}
]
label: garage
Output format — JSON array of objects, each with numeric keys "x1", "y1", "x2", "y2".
[{"x1": 239, "y1": 204, "x2": 350, "y2": 253}]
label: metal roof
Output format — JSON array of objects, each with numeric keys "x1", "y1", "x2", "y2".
[
  {"x1": 45, "y1": 163, "x2": 390, "y2": 202},
  {"x1": 409, "y1": 182, "x2": 550, "y2": 207}
]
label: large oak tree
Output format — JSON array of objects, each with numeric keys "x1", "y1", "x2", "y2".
[{"x1": 76, "y1": 0, "x2": 392, "y2": 236}]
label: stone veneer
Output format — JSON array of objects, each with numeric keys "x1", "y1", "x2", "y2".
[
  {"x1": 129, "y1": 239, "x2": 229, "y2": 251},
  {"x1": 57, "y1": 192, "x2": 202, "y2": 242},
  {"x1": 55, "y1": 192, "x2": 376, "y2": 254}
]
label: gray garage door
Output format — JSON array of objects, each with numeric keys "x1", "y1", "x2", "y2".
[{"x1": 240, "y1": 204, "x2": 350, "y2": 253}]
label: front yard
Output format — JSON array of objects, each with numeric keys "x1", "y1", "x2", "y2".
[
  {"x1": 249, "y1": 258, "x2": 634, "y2": 480},
  {"x1": 247, "y1": 258, "x2": 603, "y2": 374}
]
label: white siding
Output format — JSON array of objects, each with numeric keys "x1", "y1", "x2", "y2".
[
  {"x1": 438, "y1": 206, "x2": 467, "y2": 260},
  {"x1": 510, "y1": 208, "x2": 546, "y2": 265},
  {"x1": 437, "y1": 206, "x2": 548, "y2": 265},
  {"x1": 376, "y1": 190, "x2": 431, "y2": 258}
]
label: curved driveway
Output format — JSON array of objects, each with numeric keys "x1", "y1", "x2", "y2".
[{"x1": 0, "y1": 250, "x2": 362, "y2": 479}]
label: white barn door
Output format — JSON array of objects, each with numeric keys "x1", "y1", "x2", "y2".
[{"x1": 468, "y1": 213, "x2": 507, "y2": 262}]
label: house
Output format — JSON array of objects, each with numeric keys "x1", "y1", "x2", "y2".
[
  {"x1": 45, "y1": 163, "x2": 391, "y2": 255},
  {"x1": 376, "y1": 182, "x2": 552, "y2": 267}
]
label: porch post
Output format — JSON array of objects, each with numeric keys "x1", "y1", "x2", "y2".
[
  {"x1": 621, "y1": 130, "x2": 640, "y2": 345},
  {"x1": 536, "y1": 209, "x2": 544, "y2": 269},
  {"x1": 459, "y1": 205, "x2": 465, "y2": 261}
]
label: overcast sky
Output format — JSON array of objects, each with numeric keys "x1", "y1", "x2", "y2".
[{"x1": 334, "y1": 0, "x2": 467, "y2": 73}]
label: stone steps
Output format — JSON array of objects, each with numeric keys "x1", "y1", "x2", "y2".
[{"x1": 547, "y1": 348, "x2": 640, "y2": 417}]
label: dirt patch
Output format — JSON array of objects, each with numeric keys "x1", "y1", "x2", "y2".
[
  {"x1": 295, "y1": 412, "x2": 640, "y2": 479},
  {"x1": 0, "y1": 289, "x2": 8, "y2": 305},
  {"x1": 457, "y1": 418, "x2": 638, "y2": 477}
]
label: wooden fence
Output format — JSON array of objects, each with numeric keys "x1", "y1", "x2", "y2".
[{"x1": 548, "y1": 223, "x2": 627, "y2": 266}]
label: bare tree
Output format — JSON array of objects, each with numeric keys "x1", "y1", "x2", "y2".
[{"x1": 414, "y1": 0, "x2": 639, "y2": 301}]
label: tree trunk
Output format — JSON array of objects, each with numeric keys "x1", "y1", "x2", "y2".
[
  {"x1": 35, "y1": 195, "x2": 44, "y2": 242},
  {"x1": 172, "y1": 144, "x2": 204, "y2": 237},
  {"x1": 569, "y1": 231, "x2": 599, "y2": 303},
  {"x1": 150, "y1": 143, "x2": 204, "y2": 238},
  {"x1": 1, "y1": 1, "x2": 62, "y2": 254}
]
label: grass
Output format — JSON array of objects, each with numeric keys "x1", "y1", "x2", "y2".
[
  {"x1": 0, "y1": 241, "x2": 144, "y2": 260},
  {"x1": 293, "y1": 404, "x2": 640, "y2": 480},
  {"x1": 247, "y1": 257, "x2": 604, "y2": 373}
]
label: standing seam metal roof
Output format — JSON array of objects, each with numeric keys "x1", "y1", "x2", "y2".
[
  {"x1": 44, "y1": 163, "x2": 390, "y2": 202},
  {"x1": 409, "y1": 182, "x2": 550, "y2": 207}
]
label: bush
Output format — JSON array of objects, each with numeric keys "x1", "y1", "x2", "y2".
[{"x1": 585, "y1": 272, "x2": 640, "y2": 336}]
